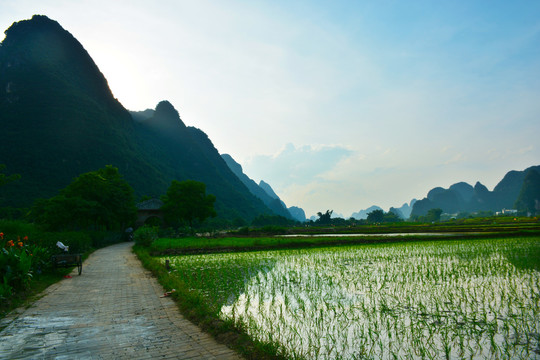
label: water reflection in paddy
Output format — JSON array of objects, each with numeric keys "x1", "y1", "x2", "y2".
[{"x1": 168, "y1": 238, "x2": 540, "y2": 359}]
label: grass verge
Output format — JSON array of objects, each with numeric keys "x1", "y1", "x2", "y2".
[
  {"x1": 133, "y1": 245, "x2": 290, "y2": 360},
  {"x1": 0, "y1": 268, "x2": 72, "y2": 322},
  {"x1": 0, "y1": 251, "x2": 91, "y2": 320}
]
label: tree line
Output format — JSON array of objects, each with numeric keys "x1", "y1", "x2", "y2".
[{"x1": 1, "y1": 164, "x2": 217, "y2": 232}]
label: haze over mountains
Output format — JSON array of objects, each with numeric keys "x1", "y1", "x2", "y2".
[{"x1": 0, "y1": 15, "x2": 538, "y2": 222}]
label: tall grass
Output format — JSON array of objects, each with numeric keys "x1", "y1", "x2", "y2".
[{"x1": 162, "y1": 237, "x2": 540, "y2": 359}]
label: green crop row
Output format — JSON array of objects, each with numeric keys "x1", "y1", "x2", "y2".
[{"x1": 158, "y1": 237, "x2": 540, "y2": 359}]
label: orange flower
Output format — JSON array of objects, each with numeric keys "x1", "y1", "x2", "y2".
[
  {"x1": 0, "y1": 232, "x2": 4, "y2": 239},
  {"x1": 7, "y1": 240, "x2": 14, "y2": 247},
  {"x1": 18, "y1": 241, "x2": 23, "y2": 247}
]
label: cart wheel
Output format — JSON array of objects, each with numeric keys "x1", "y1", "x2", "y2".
[{"x1": 78, "y1": 262, "x2": 82, "y2": 275}]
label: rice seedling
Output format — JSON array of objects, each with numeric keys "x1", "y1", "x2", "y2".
[{"x1": 163, "y1": 237, "x2": 540, "y2": 359}]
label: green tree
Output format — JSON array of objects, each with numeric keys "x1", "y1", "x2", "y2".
[
  {"x1": 383, "y1": 211, "x2": 402, "y2": 223},
  {"x1": 425, "y1": 208, "x2": 443, "y2": 222},
  {"x1": 0, "y1": 164, "x2": 21, "y2": 217},
  {"x1": 31, "y1": 166, "x2": 136, "y2": 230},
  {"x1": 367, "y1": 209, "x2": 384, "y2": 223},
  {"x1": 0, "y1": 164, "x2": 20, "y2": 187},
  {"x1": 251, "y1": 214, "x2": 294, "y2": 227},
  {"x1": 316, "y1": 210, "x2": 333, "y2": 225},
  {"x1": 161, "y1": 180, "x2": 216, "y2": 230}
]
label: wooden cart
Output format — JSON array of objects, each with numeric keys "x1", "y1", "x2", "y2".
[{"x1": 51, "y1": 253, "x2": 82, "y2": 275}]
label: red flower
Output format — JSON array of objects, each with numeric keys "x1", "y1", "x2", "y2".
[
  {"x1": 7, "y1": 240, "x2": 14, "y2": 247},
  {"x1": 0, "y1": 232, "x2": 4, "y2": 239},
  {"x1": 23, "y1": 236, "x2": 28, "y2": 241}
]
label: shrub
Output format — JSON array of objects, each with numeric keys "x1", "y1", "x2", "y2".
[
  {"x1": 88, "y1": 231, "x2": 122, "y2": 249},
  {"x1": 134, "y1": 226, "x2": 158, "y2": 247},
  {"x1": 236, "y1": 227, "x2": 250, "y2": 235},
  {"x1": 0, "y1": 220, "x2": 38, "y2": 239},
  {"x1": 0, "y1": 233, "x2": 36, "y2": 300},
  {"x1": 259, "y1": 225, "x2": 288, "y2": 235},
  {"x1": 34, "y1": 232, "x2": 92, "y2": 254}
]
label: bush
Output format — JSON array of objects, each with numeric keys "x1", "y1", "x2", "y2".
[
  {"x1": 33, "y1": 231, "x2": 92, "y2": 254},
  {"x1": 259, "y1": 225, "x2": 288, "y2": 235},
  {"x1": 0, "y1": 220, "x2": 39, "y2": 239},
  {"x1": 134, "y1": 226, "x2": 158, "y2": 247},
  {"x1": 236, "y1": 227, "x2": 250, "y2": 235},
  {"x1": 88, "y1": 231, "x2": 123, "y2": 249},
  {"x1": 0, "y1": 233, "x2": 38, "y2": 300}
]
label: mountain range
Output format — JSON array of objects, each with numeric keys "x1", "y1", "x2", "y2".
[
  {"x1": 409, "y1": 165, "x2": 540, "y2": 217},
  {"x1": 1, "y1": 15, "x2": 537, "y2": 223},
  {"x1": 221, "y1": 154, "x2": 306, "y2": 222},
  {"x1": 350, "y1": 166, "x2": 540, "y2": 219},
  {"x1": 0, "y1": 15, "x2": 300, "y2": 222}
]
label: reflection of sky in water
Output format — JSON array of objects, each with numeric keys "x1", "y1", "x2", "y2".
[{"x1": 219, "y1": 240, "x2": 540, "y2": 359}]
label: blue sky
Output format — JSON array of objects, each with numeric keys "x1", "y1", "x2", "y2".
[{"x1": 2, "y1": 1, "x2": 539, "y2": 217}]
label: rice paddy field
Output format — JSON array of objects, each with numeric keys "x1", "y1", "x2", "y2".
[{"x1": 161, "y1": 237, "x2": 540, "y2": 359}]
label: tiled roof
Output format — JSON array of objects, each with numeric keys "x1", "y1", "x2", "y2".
[{"x1": 136, "y1": 198, "x2": 164, "y2": 210}]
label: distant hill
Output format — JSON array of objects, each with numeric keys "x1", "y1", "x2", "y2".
[
  {"x1": 350, "y1": 205, "x2": 383, "y2": 220},
  {"x1": 258, "y1": 180, "x2": 307, "y2": 221},
  {"x1": 221, "y1": 154, "x2": 294, "y2": 220},
  {"x1": 259, "y1": 180, "x2": 280, "y2": 200},
  {"x1": 288, "y1": 206, "x2": 306, "y2": 222},
  {"x1": 389, "y1": 200, "x2": 416, "y2": 219},
  {"x1": 514, "y1": 169, "x2": 540, "y2": 214},
  {"x1": 0, "y1": 15, "x2": 274, "y2": 221},
  {"x1": 410, "y1": 166, "x2": 540, "y2": 217}
]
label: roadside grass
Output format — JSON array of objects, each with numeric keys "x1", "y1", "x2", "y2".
[
  {"x1": 0, "y1": 267, "x2": 74, "y2": 321},
  {"x1": 0, "y1": 219, "x2": 126, "y2": 320},
  {"x1": 133, "y1": 245, "x2": 290, "y2": 360}
]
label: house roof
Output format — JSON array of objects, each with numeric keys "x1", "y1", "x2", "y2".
[{"x1": 136, "y1": 198, "x2": 164, "y2": 210}]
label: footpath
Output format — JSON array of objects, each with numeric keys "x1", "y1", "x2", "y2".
[{"x1": 0, "y1": 242, "x2": 243, "y2": 359}]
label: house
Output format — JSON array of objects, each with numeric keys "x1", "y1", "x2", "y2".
[{"x1": 135, "y1": 198, "x2": 164, "y2": 227}]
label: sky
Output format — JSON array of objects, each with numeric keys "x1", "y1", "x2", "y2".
[{"x1": 1, "y1": 0, "x2": 539, "y2": 218}]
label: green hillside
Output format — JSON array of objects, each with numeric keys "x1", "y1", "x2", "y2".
[{"x1": 0, "y1": 15, "x2": 271, "y2": 221}]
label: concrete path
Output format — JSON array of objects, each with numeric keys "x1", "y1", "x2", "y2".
[{"x1": 0, "y1": 242, "x2": 243, "y2": 359}]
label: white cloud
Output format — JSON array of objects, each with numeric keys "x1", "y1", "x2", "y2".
[{"x1": 244, "y1": 143, "x2": 353, "y2": 188}]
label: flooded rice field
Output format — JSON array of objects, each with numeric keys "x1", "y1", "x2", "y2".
[{"x1": 164, "y1": 238, "x2": 540, "y2": 359}]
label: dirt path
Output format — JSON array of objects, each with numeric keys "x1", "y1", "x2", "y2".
[{"x1": 0, "y1": 242, "x2": 242, "y2": 359}]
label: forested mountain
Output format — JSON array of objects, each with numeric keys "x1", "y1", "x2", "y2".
[
  {"x1": 0, "y1": 15, "x2": 273, "y2": 221},
  {"x1": 258, "y1": 180, "x2": 307, "y2": 222},
  {"x1": 221, "y1": 154, "x2": 294, "y2": 220},
  {"x1": 410, "y1": 166, "x2": 540, "y2": 217},
  {"x1": 514, "y1": 169, "x2": 540, "y2": 215},
  {"x1": 133, "y1": 102, "x2": 272, "y2": 220}
]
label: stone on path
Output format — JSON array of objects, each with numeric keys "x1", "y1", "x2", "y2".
[{"x1": 0, "y1": 242, "x2": 243, "y2": 359}]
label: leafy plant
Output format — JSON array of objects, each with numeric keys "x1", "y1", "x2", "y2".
[
  {"x1": 134, "y1": 226, "x2": 158, "y2": 247},
  {"x1": 0, "y1": 233, "x2": 35, "y2": 299}
]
